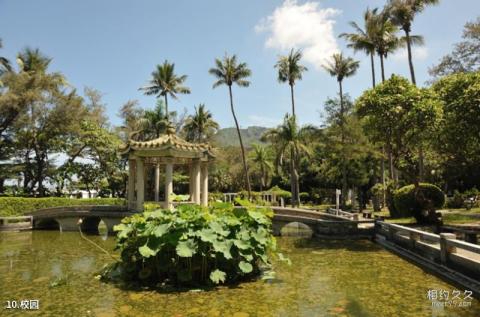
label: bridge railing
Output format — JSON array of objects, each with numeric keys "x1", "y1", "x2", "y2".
[
  {"x1": 326, "y1": 208, "x2": 359, "y2": 221},
  {"x1": 375, "y1": 221, "x2": 480, "y2": 279},
  {"x1": 0, "y1": 216, "x2": 33, "y2": 231}
]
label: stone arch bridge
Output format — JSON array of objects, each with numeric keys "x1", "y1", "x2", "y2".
[
  {"x1": 26, "y1": 205, "x2": 374, "y2": 237},
  {"x1": 27, "y1": 205, "x2": 133, "y2": 234}
]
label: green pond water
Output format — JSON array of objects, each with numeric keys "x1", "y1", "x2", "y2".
[{"x1": 0, "y1": 230, "x2": 478, "y2": 317}]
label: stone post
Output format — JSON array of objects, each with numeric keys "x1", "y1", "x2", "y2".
[
  {"x1": 127, "y1": 159, "x2": 135, "y2": 210},
  {"x1": 440, "y1": 233, "x2": 457, "y2": 265},
  {"x1": 164, "y1": 162, "x2": 173, "y2": 210},
  {"x1": 409, "y1": 231, "x2": 420, "y2": 250},
  {"x1": 192, "y1": 159, "x2": 201, "y2": 204},
  {"x1": 154, "y1": 163, "x2": 160, "y2": 202},
  {"x1": 135, "y1": 158, "x2": 145, "y2": 212},
  {"x1": 201, "y1": 163, "x2": 208, "y2": 206}
]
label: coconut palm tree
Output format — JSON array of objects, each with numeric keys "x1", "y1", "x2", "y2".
[
  {"x1": 17, "y1": 47, "x2": 53, "y2": 73},
  {"x1": 274, "y1": 49, "x2": 308, "y2": 116},
  {"x1": 387, "y1": 0, "x2": 438, "y2": 85},
  {"x1": 209, "y1": 54, "x2": 252, "y2": 198},
  {"x1": 340, "y1": 8, "x2": 378, "y2": 88},
  {"x1": 183, "y1": 104, "x2": 219, "y2": 142},
  {"x1": 249, "y1": 144, "x2": 273, "y2": 192},
  {"x1": 0, "y1": 38, "x2": 11, "y2": 76},
  {"x1": 138, "y1": 99, "x2": 168, "y2": 139},
  {"x1": 263, "y1": 115, "x2": 313, "y2": 207},
  {"x1": 369, "y1": 9, "x2": 402, "y2": 82},
  {"x1": 323, "y1": 53, "x2": 360, "y2": 207},
  {"x1": 140, "y1": 60, "x2": 190, "y2": 119}
]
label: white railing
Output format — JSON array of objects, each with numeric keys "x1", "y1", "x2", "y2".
[
  {"x1": 375, "y1": 221, "x2": 480, "y2": 269},
  {"x1": 326, "y1": 208, "x2": 359, "y2": 221}
]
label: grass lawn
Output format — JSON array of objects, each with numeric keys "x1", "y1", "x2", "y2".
[{"x1": 373, "y1": 207, "x2": 480, "y2": 225}]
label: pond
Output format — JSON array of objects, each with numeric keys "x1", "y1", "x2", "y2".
[{"x1": 0, "y1": 231, "x2": 478, "y2": 317}]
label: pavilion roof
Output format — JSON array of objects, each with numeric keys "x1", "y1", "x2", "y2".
[{"x1": 120, "y1": 128, "x2": 216, "y2": 160}]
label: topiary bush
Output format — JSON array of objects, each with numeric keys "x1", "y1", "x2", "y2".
[
  {"x1": 0, "y1": 197, "x2": 126, "y2": 217},
  {"x1": 102, "y1": 201, "x2": 285, "y2": 287},
  {"x1": 393, "y1": 183, "x2": 445, "y2": 223}
]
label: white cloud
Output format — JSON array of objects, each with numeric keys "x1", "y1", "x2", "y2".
[
  {"x1": 391, "y1": 47, "x2": 429, "y2": 62},
  {"x1": 247, "y1": 115, "x2": 282, "y2": 128},
  {"x1": 255, "y1": 0, "x2": 340, "y2": 70}
]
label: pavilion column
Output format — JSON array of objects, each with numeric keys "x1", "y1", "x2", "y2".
[
  {"x1": 188, "y1": 165, "x2": 193, "y2": 201},
  {"x1": 127, "y1": 159, "x2": 135, "y2": 210},
  {"x1": 201, "y1": 163, "x2": 208, "y2": 207},
  {"x1": 154, "y1": 163, "x2": 160, "y2": 202},
  {"x1": 164, "y1": 162, "x2": 173, "y2": 210},
  {"x1": 135, "y1": 158, "x2": 145, "y2": 212},
  {"x1": 192, "y1": 159, "x2": 201, "y2": 204}
]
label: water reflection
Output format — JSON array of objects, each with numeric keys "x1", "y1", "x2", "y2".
[{"x1": 0, "y1": 231, "x2": 478, "y2": 316}]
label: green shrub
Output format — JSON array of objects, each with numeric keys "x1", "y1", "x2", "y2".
[
  {"x1": 209, "y1": 192, "x2": 224, "y2": 202},
  {"x1": 393, "y1": 183, "x2": 445, "y2": 220},
  {"x1": 0, "y1": 197, "x2": 126, "y2": 217},
  {"x1": 267, "y1": 186, "x2": 291, "y2": 199},
  {"x1": 446, "y1": 190, "x2": 465, "y2": 209},
  {"x1": 102, "y1": 201, "x2": 284, "y2": 287}
]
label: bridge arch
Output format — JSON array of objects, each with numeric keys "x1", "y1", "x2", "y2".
[
  {"x1": 272, "y1": 220, "x2": 315, "y2": 237},
  {"x1": 34, "y1": 218, "x2": 60, "y2": 230}
]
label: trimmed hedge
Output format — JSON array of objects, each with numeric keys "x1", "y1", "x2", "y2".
[
  {"x1": 0, "y1": 197, "x2": 126, "y2": 217},
  {"x1": 393, "y1": 183, "x2": 445, "y2": 219}
]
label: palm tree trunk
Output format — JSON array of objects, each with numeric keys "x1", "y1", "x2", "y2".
[
  {"x1": 380, "y1": 54, "x2": 386, "y2": 82},
  {"x1": 289, "y1": 83, "x2": 299, "y2": 206},
  {"x1": 290, "y1": 84, "x2": 296, "y2": 117},
  {"x1": 339, "y1": 81, "x2": 347, "y2": 208},
  {"x1": 370, "y1": 52, "x2": 376, "y2": 88},
  {"x1": 405, "y1": 29, "x2": 416, "y2": 85},
  {"x1": 404, "y1": 29, "x2": 424, "y2": 180},
  {"x1": 381, "y1": 145, "x2": 386, "y2": 207},
  {"x1": 228, "y1": 85, "x2": 251, "y2": 199},
  {"x1": 164, "y1": 94, "x2": 169, "y2": 120},
  {"x1": 294, "y1": 161, "x2": 300, "y2": 207},
  {"x1": 290, "y1": 153, "x2": 298, "y2": 207}
]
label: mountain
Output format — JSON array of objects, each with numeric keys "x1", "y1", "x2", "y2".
[{"x1": 212, "y1": 126, "x2": 268, "y2": 148}]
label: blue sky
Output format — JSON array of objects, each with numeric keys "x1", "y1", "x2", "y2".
[{"x1": 1, "y1": 0, "x2": 479, "y2": 129}]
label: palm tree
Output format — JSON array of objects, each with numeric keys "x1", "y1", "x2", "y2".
[
  {"x1": 370, "y1": 9, "x2": 402, "y2": 82},
  {"x1": 274, "y1": 49, "x2": 308, "y2": 116},
  {"x1": 263, "y1": 115, "x2": 313, "y2": 207},
  {"x1": 388, "y1": 0, "x2": 438, "y2": 85},
  {"x1": 139, "y1": 99, "x2": 168, "y2": 139},
  {"x1": 209, "y1": 54, "x2": 252, "y2": 198},
  {"x1": 17, "y1": 47, "x2": 53, "y2": 73},
  {"x1": 0, "y1": 39, "x2": 11, "y2": 76},
  {"x1": 183, "y1": 104, "x2": 219, "y2": 142},
  {"x1": 323, "y1": 53, "x2": 360, "y2": 207},
  {"x1": 249, "y1": 144, "x2": 273, "y2": 192},
  {"x1": 140, "y1": 60, "x2": 190, "y2": 119},
  {"x1": 340, "y1": 8, "x2": 378, "y2": 88}
]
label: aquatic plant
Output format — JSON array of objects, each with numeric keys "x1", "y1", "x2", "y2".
[{"x1": 102, "y1": 201, "x2": 283, "y2": 286}]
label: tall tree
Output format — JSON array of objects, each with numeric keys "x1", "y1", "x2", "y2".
[
  {"x1": 323, "y1": 53, "x2": 360, "y2": 207},
  {"x1": 139, "y1": 99, "x2": 168, "y2": 139},
  {"x1": 183, "y1": 104, "x2": 219, "y2": 142},
  {"x1": 388, "y1": 0, "x2": 438, "y2": 85},
  {"x1": 263, "y1": 115, "x2": 313, "y2": 207},
  {"x1": 249, "y1": 144, "x2": 273, "y2": 192},
  {"x1": 0, "y1": 38, "x2": 11, "y2": 78},
  {"x1": 209, "y1": 54, "x2": 252, "y2": 198},
  {"x1": 140, "y1": 60, "x2": 190, "y2": 119},
  {"x1": 274, "y1": 49, "x2": 308, "y2": 203},
  {"x1": 274, "y1": 49, "x2": 308, "y2": 116},
  {"x1": 429, "y1": 17, "x2": 480, "y2": 79},
  {"x1": 370, "y1": 9, "x2": 402, "y2": 82},
  {"x1": 340, "y1": 8, "x2": 378, "y2": 88}
]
